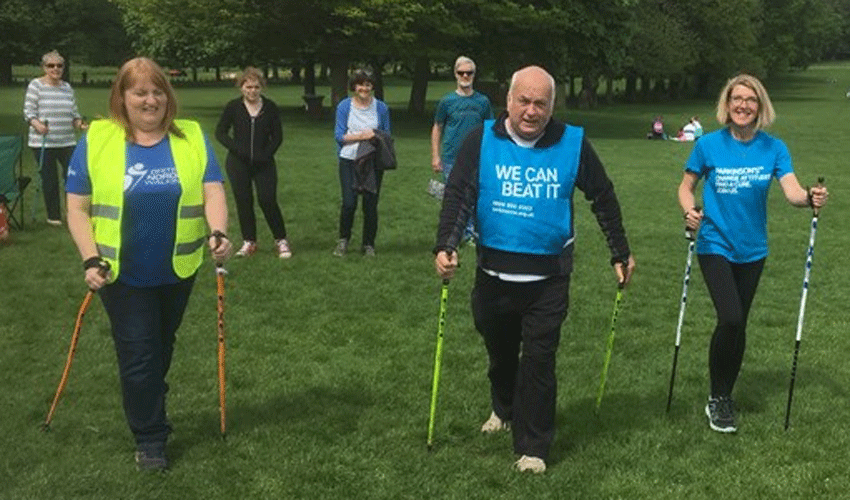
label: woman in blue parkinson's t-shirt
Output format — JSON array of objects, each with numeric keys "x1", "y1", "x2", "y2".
[{"x1": 677, "y1": 74, "x2": 829, "y2": 434}]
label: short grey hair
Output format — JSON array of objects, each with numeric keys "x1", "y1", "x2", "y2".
[
  {"x1": 454, "y1": 56, "x2": 476, "y2": 72},
  {"x1": 509, "y1": 66, "x2": 556, "y2": 110},
  {"x1": 41, "y1": 50, "x2": 64, "y2": 66}
]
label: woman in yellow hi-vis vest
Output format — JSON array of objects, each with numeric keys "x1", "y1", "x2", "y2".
[{"x1": 66, "y1": 57, "x2": 231, "y2": 472}]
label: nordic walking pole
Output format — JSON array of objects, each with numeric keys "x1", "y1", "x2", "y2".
[
  {"x1": 213, "y1": 232, "x2": 228, "y2": 438},
  {"x1": 784, "y1": 177, "x2": 824, "y2": 430},
  {"x1": 666, "y1": 206, "x2": 700, "y2": 413},
  {"x1": 42, "y1": 261, "x2": 109, "y2": 431},
  {"x1": 596, "y1": 264, "x2": 627, "y2": 412},
  {"x1": 32, "y1": 119, "x2": 47, "y2": 222},
  {"x1": 427, "y1": 253, "x2": 452, "y2": 450}
]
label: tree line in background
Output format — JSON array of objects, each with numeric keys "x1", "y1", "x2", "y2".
[{"x1": 2, "y1": 0, "x2": 849, "y2": 111}]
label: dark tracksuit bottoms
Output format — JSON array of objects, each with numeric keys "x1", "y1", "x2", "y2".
[
  {"x1": 472, "y1": 268, "x2": 570, "y2": 460},
  {"x1": 225, "y1": 155, "x2": 286, "y2": 242}
]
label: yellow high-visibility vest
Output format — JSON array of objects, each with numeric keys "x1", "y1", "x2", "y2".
[{"x1": 87, "y1": 119, "x2": 207, "y2": 283}]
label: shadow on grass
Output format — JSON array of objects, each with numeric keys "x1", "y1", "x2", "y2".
[{"x1": 168, "y1": 382, "x2": 375, "y2": 461}]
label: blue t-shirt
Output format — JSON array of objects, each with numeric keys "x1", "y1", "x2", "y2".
[
  {"x1": 685, "y1": 128, "x2": 794, "y2": 263},
  {"x1": 434, "y1": 91, "x2": 493, "y2": 166},
  {"x1": 66, "y1": 132, "x2": 223, "y2": 286}
]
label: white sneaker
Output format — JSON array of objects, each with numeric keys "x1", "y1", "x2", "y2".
[
  {"x1": 514, "y1": 455, "x2": 546, "y2": 474},
  {"x1": 235, "y1": 241, "x2": 257, "y2": 257},
  {"x1": 276, "y1": 239, "x2": 292, "y2": 259},
  {"x1": 480, "y1": 411, "x2": 510, "y2": 433}
]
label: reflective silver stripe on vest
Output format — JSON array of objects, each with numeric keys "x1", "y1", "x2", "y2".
[
  {"x1": 175, "y1": 236, "x2": 206, "y2": 256},
  {"x1": 96, "y1": 244, "x2": 118, "y2": 260},
  {"x1": 179, "y1": 205, "x2": 204, "y2": 218},
  {"x1": 91, "y1": 204, "x2": 120, "y2": 220}
]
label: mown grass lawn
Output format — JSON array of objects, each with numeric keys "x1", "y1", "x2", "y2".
[{"x1": 1, "y1": 63, "x2": 849, "y2": 499}]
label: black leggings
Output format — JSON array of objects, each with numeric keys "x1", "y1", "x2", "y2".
[{"x1": 698, "y1": 254, "x2": 765, "y2": 398}]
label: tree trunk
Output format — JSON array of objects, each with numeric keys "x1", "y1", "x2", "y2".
[
  {"x1": 625, "y1": 74, "x2": 636, "y2": 102},
  {"x1": 578, "y1": 72, "x2": 598, "y2": 109},
  {"x1": 303, "y1": 57, "x2": 316, "y2": 96},
  {"x1": 370, "y1": 60, "x2": 385, "y2": 101},
  {"x1": 0, "y1": 56, "x2": 11, "y2": 84},
  {"x1": 329, "y1": 56, "x2": 349, "y2": 108},
  {"x1": 407, "y1": 55, "x2": 429, "y2": 115}
]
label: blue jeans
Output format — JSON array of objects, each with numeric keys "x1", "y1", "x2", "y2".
[
  {"x1": 99, "y1": 276, "x2": 195, "y2": 446},
  {"x1": 443, "y1": 162, "x2": 476, "y2": 241},
  {"x1": 338, "y1": 158, "x2": 383, "y2": 247}
]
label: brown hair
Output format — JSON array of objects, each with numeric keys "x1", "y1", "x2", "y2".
[
  {"x1": 715, "y1": 74, "x2": 776, "y2": 130},
  {"x1": 109, "y1": 57, "x2": 183, "y2": 140},
  {"x1": 348, "y1": 69, "x2": 374, "y2": 91},
  {"x1": 236, "y1": 66, "x2": 266, "y2": 88}
]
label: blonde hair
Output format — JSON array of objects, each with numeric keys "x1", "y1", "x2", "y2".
[
  {"x1": 236, "y1": 66, "x2": 266, "y2": 88},
  {"x1": 109, "y1": 57, "x2": 183, "y2": 140},
  {"x1": 715, "y1": 74, "x2": 775, "y2": 130}
]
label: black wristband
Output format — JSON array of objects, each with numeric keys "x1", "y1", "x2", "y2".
[
  {"x1": 83, "y1": 256, "x2": 105, "y2": 271},
  {"x1": 210, "y1": 230, "x2": 227, "y2": 240}
]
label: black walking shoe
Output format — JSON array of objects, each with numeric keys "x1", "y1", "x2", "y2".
[
  {"x1": 135, "y1": 442, "x2": 168, "y2": 472},
  {"x1": 705, "y1": 396, "x2": 737, "y2": 433}
]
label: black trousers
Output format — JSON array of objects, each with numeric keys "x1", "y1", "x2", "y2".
[
  {"x1": 471, "y1": 268, "x2": 570, "y2": 460},
  {"x1": 225, "y1": 155, "x2": 287, "y2": 242},
  {"x1": 31, "y1": 146, "x2": 72, "y2": 220},
  {"x1": 698, "y1": 254, "x2": 765, "y2": 398},
  {"x1": 99, "y1": 277, "x2": 195, "y2": 446}
]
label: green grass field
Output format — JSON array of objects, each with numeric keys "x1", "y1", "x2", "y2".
[{"x1": 2, "y1": 65, "x2": 850, "y2": 499}]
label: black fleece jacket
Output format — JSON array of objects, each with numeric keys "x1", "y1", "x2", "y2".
[
  {"x1": 434, "y1": 112, "x2": 631, "y2": 276},
  {"x1": 215, "y1": 96, "x2": 282, "y2": 165}
]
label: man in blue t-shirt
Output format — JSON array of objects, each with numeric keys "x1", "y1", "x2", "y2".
[{"x1": 431, "y1": 56, "x2": 493, "y2": 183}]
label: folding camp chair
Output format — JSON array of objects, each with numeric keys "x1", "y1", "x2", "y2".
[{"x1": 0, "y1": 135, "x2": 31, "y2": 230}]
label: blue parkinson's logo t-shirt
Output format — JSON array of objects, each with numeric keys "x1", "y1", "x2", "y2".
[{"x1": 685, "y1": 128, "x2": 794, "y2": 263}]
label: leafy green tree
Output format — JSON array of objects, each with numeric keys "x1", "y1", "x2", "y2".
[
  {"x1": 0, "y1": 0, "x2": 39, "y2": 83},
  {"x1": 112, "y1": 0, "x2": 245, "y2": 78},
  {"x1": 757, "y1": 0, "x2": 842, "y2": 73}
]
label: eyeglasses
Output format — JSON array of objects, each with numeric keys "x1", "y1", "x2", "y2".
[
  {"x1": 730, "y1": 95, "x2": 758, "y2": 106},
  {"x1": 456, "y1": 71, "x2": 474, "y2": 77},
  {"x1": 45, "y1": 63, "x2": 64, "y2": 69}
]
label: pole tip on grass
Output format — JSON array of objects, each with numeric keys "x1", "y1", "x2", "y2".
[{"x1": 40, "y1": 423, "x2": 51, "y2": 432}]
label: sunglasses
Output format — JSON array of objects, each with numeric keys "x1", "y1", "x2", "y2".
[
  {"x1": 456, "y1": 71, "x2": 474, "y2": 77},
  {"x1": 45, "y1": 63, "x2": 64, "y2": 69}
]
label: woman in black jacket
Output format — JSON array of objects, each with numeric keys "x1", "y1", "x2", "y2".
[{"x1": 215, "y1": 67, "x2": 290, "y2": 258}]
